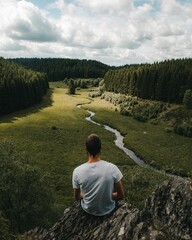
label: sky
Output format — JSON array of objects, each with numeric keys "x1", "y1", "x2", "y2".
[{"x1": 0, "y1": 0, "x2": 192, "y2": 66}]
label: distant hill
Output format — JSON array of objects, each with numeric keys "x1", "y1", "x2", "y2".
[
  {"x1": 0, "y1": 57, "x2": 48, "y2": 114},
  {"x1": 104, "y1": 58, "x2": 192, "y2": 103},
  {"x1": 10, "y1": 58, "x2": 111, "y2": 81}
]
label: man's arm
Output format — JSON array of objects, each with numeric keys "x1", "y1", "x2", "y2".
[
  {"x1": 73, "y1": 188, "x2": 83, "y2": 201},
  {"x1": 112, "y1": 180, "x2": 125, "y2": 200}
]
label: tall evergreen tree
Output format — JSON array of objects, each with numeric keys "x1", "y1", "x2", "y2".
[
  {"x1": 183, "y1": 89, "x2": 192, "y2": 109},
  {"x1": 68, "y1": 79, "x2": 76, "y2": 94},
  {"x1": 0, "y1": 58, "x2": 48, "y2": 115},
  {"x1": 104, "y1": 58, "x2": 192, "y2": 103}
]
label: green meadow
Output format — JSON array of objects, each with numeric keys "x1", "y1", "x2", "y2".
[
  {"x1": 83, "y1": 98, "x2": 192, "y2": 177},
  {"x1": 2, "y1": 83, "x2": 191, "y2": 224}
]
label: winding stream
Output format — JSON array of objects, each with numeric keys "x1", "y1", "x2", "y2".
[
  {"x1": 77, "y1": 104, "x2": 177, "y2": 178},
  {"x1": 77, "y1": 104, "x2": 148, "y2": 168}
]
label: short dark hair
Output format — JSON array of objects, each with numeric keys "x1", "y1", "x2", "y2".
[{"x1": 86, "y1": 134, "x2": 101, "y2": 157}]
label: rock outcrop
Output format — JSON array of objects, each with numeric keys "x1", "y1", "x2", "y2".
[
  {"x1": 24, "y1": 177, "x2": 192, "y2": 240},
  {"x1": 141, "y1": 178, "x2": 192, "y2": 239}
]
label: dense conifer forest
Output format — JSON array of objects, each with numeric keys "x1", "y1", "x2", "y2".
[
  {"x1": 0, "y1": 57, "x2": 48, "y2": 114},
  {"x1": 104, "y1": 58, "x2": 192, "y2": 103},
  {"x1": 10, "y1": 58, "x2": 110, "y2": 81}
]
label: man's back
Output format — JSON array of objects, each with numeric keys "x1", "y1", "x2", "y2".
[{"x1": 73, "y1": 160, "x2": 123, "y2": 216}]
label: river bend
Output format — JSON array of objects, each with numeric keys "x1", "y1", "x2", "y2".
[{"x1": 77, "y1": 104, "x2": 148, "y2": 168}]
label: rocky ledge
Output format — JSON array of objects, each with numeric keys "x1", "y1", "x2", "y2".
[{"x1": 24, "y1": 177, "x2": 192, "y2": 240}]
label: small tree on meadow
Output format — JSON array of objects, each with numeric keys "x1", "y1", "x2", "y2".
[
  {"x1": 68, "y1": 79, "x2": 76, "y2": 94},
  {"x1": 99, "y1": 79, "x2": 105, "y2": 93},
  {"x1": 80, "y1": 80, "x2": 86, "y2": 89},
  {"x1": 183, "y1": 89, "x2": 192, "y2": 109}
]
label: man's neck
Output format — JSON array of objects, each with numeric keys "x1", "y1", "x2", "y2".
[{"x1": 87, "y1": 154, "x2": 100, "y2": 163}]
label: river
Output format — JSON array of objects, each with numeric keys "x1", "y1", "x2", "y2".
[
  {"x1": 77, "y1": 104, "x2": 148, "y2": 168},
  {"x1": 77, "y1": 104, "x2": 177, "y2": 178}
]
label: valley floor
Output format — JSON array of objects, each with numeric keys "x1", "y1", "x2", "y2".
[
  {"x1": 83, "y1": 97, "x2": 192, "y2": 177},
  {"x1": 0, "y1": 86, "x2": 191, "y2": 223}
]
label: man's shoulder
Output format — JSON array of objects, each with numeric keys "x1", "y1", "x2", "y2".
[
  {"x1": 100, "y1": 160, "x2": 119, "y2": 170},
  {"x1": 73, "y1": 161, "x2": 119, "y2": 172},
  {"x1": 73, "y1": 162, "x2": 88, "y2": 173},
  {"x1": 101, "y1": 160, "x2": 116, "y2": 166}
]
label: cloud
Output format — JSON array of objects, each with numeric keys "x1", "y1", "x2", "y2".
[
  {"x1": 77, "y1": 0, "x2": 134, "y2": 16},
  {"x1": 0, "y1": 39, "x2": 27, "y2": 52},
  {"x1": 1, "y1": 0, "x2": 60, "y2": 43},
  {"x1": 161, "y1": 0, "x2": 192, "y2": 16},
  {"x1": 0, "y1": 0, "x2": 192, "y2": 65}
]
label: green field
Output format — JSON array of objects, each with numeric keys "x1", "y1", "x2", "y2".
[
  {"x1": 3, "y1": 84, "x2": 190, "y2": 226},
  {"x1": 0, "y1": 87, "x2": 134, "y2": 208},
  {"x1": 84, "y1": 98, "x2": 192, "y2": 177}
]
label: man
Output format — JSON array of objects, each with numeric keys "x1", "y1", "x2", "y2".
[{"x1": 72, "y1": 134, "x2": 125, "y2": 216}]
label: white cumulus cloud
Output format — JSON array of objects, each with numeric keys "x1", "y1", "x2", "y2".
[{"x1": 0, "y1": 0, "x2": 191, "y2": 65}]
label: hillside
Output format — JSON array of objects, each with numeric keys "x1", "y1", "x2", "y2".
[
  {"x1": 0, "y1": 57, "x2": 48, "y2": 114},
  {"x1": 10, "y1": 58, "x2": 111, "y2": 81},
  {"x1": 104, "y1": 58, "x2": 192, "y2": 103}
]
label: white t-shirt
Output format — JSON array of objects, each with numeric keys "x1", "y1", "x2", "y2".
[{"x1": 72, "y1": 160, "x2": 123, "y2": 216}]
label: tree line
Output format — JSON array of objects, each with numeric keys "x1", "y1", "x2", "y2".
[
  {"x1": 0, "y1": 57, "x2": 49, "y2": 115},
  {"x1": 10, "y1": 58, "x2": 110, "y2": 81},
  {"x1": 104, "y1": 58, "x2": 192, "y2": 103},
  {"x1": 67, "y1": 78, "x2": 101, "y2": 94}
]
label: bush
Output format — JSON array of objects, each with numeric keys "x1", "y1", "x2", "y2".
[
  {"x1": 89, "y1": 92, "x2": 102, "y2": 98},
  {"x1": 51, "y1": 126, "x2": 58, "y2": 130},
  {"x1": 133, "y1": 113, "x2": 148, "y2": 122},
  {"x1": 0, "y1": 213, "x2": 13, "y2": 240},
  {"x1": 165, "y1": 127, "x2": 173, "y2": 133},
  {"x1": 132, "y1": 105, "x2": 148, "y2": 122},
  {"x1": 101, "y1": 92, "x2": 166, "y2": 122},
  {"x1": 183, "y1": 89, "x2": 192, "y2": 109},
  {"x1": 120, "y1": 107, "x2": 132, "y2": 116},
  {"x1": 174, "y1": 123, "x2": 192, "y2": 137},
  {"x1": 0, "y1": 141, "x2": 56, "y2": 233},
  {"x1": 151, "y1": 119, "x2": 159, "y2": 125},
  {"x1": 132, "y1": 102, "x2": 166, "y2": 122},
  {"x1": 68, "y1": 79, "x2": 76, "y2": 94}
]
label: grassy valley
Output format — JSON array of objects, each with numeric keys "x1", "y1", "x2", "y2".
[
  {"x1": 86, "y1": 94, "x2": 192, "y2": 177},
  {"x1": 0, "y1": 57, "x2": 192, "y2": 237},
  {"x1": 0, "y1": 84, "x2": 173, "y2": 233}
]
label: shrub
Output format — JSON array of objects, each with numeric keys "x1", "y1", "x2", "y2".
[
  {"x1": 151, "y1": 119, "x2": 159, "y2": 125},
  {"x1": 0, "y1": 140, "x2": 56, "y2": 233},
  {"x1": 183, "y1": 89, "x2": 192, "y2": 109},
  {"x1": 174, "y1": 123, "x2": 192, "y2": 137},
  {"x1": 51, "y1": 126, "x2": 58, "y2": 130},
  {"x1": 132, "y1": 105, "x2": 148, "y2": 122},
  {"x1": 100, "y1": 92, "x2": 166, "y2": 122},
  {"x1": 89, "y1": 92, "x2": 102, "y2": 98},
  {"x1": 133, "y1": 113, "x2": 148, "y2": 122},
  {"x1": 120, "y1": 107, "x2": 132, "y2": 116},
  {"x1": 68, "y1": 79, "x2": 76, "y2": 94},
  {"x1": 0, "y1": 213, "x2": 13, "y2": 240},
  {"x1": 165, "y1": 127, "x2": 173, "y2": 133}
]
